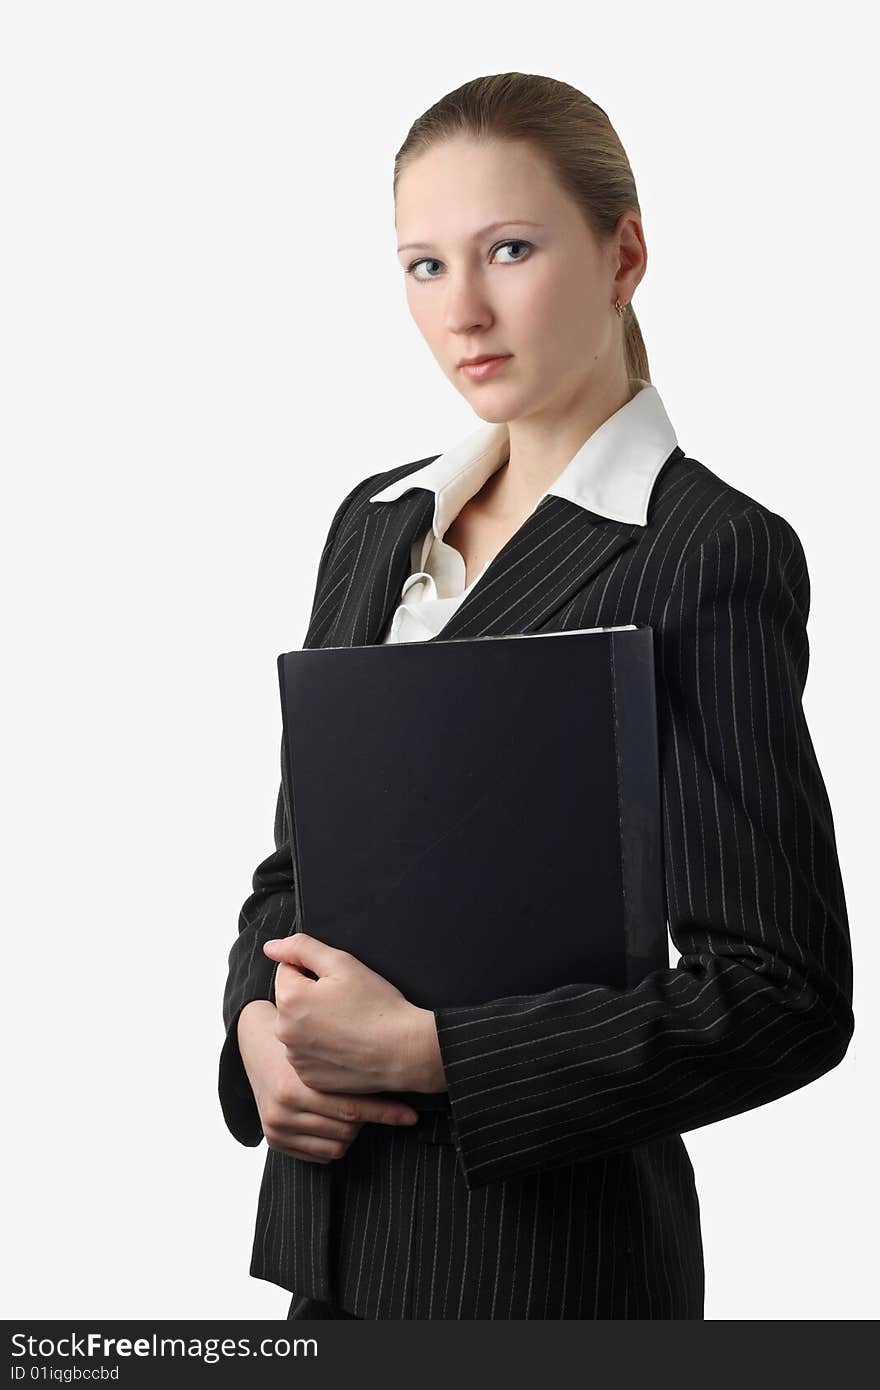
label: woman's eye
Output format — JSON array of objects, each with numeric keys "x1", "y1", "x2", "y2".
[
  {"x1": 493, "y1": 240, "x2": 531, "y2": 264},
  {"x1": 407, "y1": 257, "x2": 443, "y2": 282},
  {"x1": 406, "y1": 239, "x2": 532, "y2": 282}
]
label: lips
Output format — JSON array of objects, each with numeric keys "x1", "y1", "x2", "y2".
[
  {"x1": 458, "y1": 354, "x2": 510, "y2": 367},
  {"x1": 459, "y1": 354, "x2": 512, "y2": 380}
]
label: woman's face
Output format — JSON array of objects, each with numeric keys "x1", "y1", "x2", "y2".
[{"x1": 394, "y1": 136, "x2": 645, "y2": 423}]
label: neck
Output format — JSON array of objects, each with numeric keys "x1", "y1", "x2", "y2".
[{"x1": 482, "y1": 366, "x2": 637, "y2": 522}]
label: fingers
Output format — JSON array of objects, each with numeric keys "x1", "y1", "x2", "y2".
[
  {"x1": 271, "y1": 1133, "x2": 355, "y2": 1164},
  {"x1": 263, "y1": 1112, "x2": 357, "y2": 1163},
  {"x1": 317, "y1": 1090, "x2": 419, "y2": 1128},
  {"x1": 364, "y1": 1101, "x2": 421, "y2": 1127},
  {"x1": 296, "y1": 1081, "x2": 419, "y2": 1130},
  {"x1": 262, "y1": 1094, "x2": 420, "y2": 1165}
]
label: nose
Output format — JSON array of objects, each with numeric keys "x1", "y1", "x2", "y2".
[{"x1": 442, "y1": 272, "x2": 495, "y2": 338}]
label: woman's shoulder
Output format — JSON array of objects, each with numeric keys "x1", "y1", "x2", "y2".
[
  {"x1": 327, "y1": 455, "x2": 439, "y2": 538},
  {"x1": 337, "y1": 454, "x2": 440, "y2": 515},
  {"x1": 315, "y1": 455, "x2": 441, "y2": 570},
  {"x1": 663, "y1": 450, "x2": 807, "y2": 572}
]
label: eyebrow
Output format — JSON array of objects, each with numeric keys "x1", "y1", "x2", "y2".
[{"x1": 396, "y1": 220, "x2": 545, "y2": 255}]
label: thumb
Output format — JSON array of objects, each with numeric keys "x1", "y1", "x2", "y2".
[{"x1": 262, "y1": 931, "x2": 336, "y2": 975}]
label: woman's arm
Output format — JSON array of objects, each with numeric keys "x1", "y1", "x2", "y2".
[
  {"x1": 218, "y1": 474, "x2": 380, "y2": 1146},
  {"x1": 219, "y1": 775, "x2": 299, "y2": 1145},
  {"x1": 432, "y1": 505, "x2": 855, "y2": 1189}
]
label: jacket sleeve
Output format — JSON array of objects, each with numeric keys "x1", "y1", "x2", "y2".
[
  {"x1": 218, "y1": 477, "x2": 372, "y2": 1146},
  {"x1": 218, "y1": 770, "x2": 298, "y2": 1146},
  {"x1": 433, "y1": 504, "x2": 855, "y2": 1189}
]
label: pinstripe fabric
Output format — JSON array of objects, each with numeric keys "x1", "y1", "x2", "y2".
[
  {"x1": 219, "y1": 445, "x2": 853, "y2": 1319},
  {"x1": 288, "y1": 1295, "x2": 360, "y2": 1319}
]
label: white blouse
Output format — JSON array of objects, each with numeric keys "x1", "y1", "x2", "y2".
[{"x1": 370, "y1": 379, "x2": 678, "y2": 646}]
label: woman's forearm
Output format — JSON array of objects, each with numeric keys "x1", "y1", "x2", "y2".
[{"x1": 237, "y1": 999, "x2": 278, "y2": 1081}]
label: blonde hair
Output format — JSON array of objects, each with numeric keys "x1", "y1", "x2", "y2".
[{"x1": 393, "y1": 72, "x2": 650, "y2": 383}]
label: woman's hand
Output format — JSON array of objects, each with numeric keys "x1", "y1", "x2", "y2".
[
  {"x1": 262, "y1": 933, "x2": 429, "y2": 1094},
  {"x1": 238, "y1": 1000, "x2": 420, "y2": 1164}
]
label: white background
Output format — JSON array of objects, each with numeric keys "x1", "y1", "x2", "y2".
[{"x1": 1, "y1": 0, "x2": 875, "y2": 1321}]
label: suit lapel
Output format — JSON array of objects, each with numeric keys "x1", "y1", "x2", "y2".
[
  {"x1": 435, "y1": 494, "x2": 641, "y2": 641},
  {"x1": 310, "y1": 485, "x2": 643, "y2": 649},
  {"x1": 305, "y1": 487, "x2": 435, "y2": 649}
]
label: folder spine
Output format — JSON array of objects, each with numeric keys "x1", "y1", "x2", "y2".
[
  {"x1": 277, "y1": 653, "x2": 307, "y2": 942},
  {"x1": 609, "y1": 628, "x2": 669, "y2": 988}
]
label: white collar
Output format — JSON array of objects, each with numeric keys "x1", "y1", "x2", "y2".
[{"x1": 368, "y1": 379, "x2": 678, "y2": 532}]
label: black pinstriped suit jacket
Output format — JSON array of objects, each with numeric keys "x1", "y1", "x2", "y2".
[{"x1": 219, "y1": 443, "x2": 854, "y2": 1319}]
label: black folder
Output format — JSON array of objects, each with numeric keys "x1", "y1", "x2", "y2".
[{"x1": 275, "y1": 625, "x2": 668, "y2": 1107}]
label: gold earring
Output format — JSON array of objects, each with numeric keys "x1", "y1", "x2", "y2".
[{"x1": 614, "y1": 298, "x2": 627, "y2": 317}]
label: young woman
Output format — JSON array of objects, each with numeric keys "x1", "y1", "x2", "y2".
[{"x1": 219, "y1": 72, "x2": 854, "y2": 1320}]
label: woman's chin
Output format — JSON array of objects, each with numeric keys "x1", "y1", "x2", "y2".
[{"x1": 457, "y1": 385, "x2": 526, "y2": 424}]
